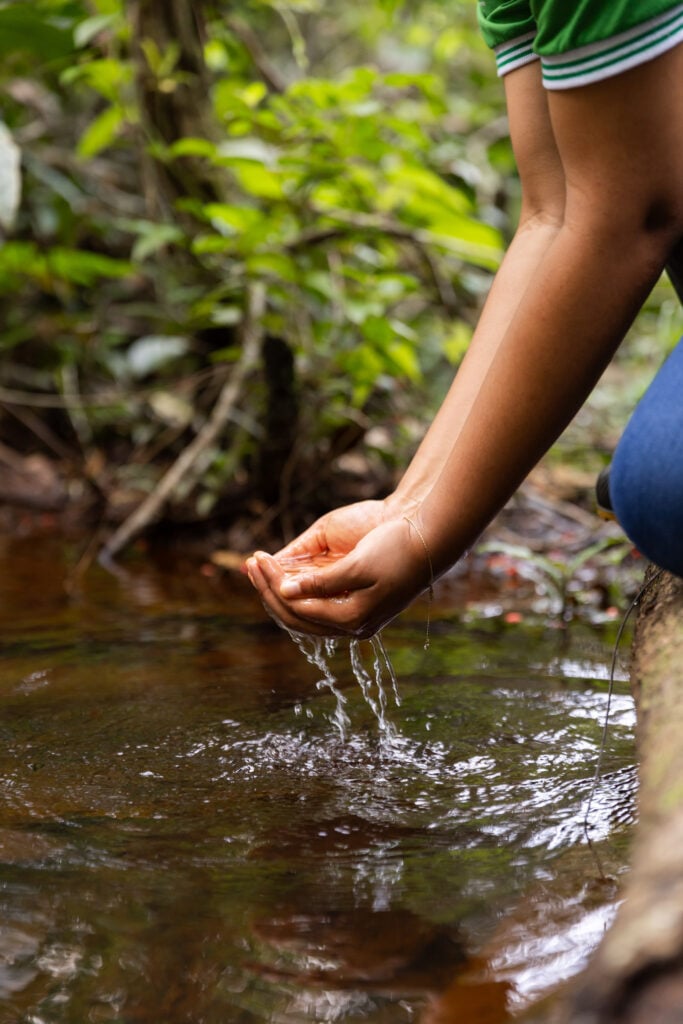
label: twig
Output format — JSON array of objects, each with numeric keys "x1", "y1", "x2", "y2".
[
  {"x1": 59, "y1": 364, "x2": 93, "y2": 453},
  {"x1": 0, "y1": 366, "x2": 219, "y2": 410},
  {"x1": 99, "y1": 283, "x2": 265, "y2": 565},
  {"x1": 1, "y1": 402, "x2": 76, "y2": 461},
  {"x1": 226, "y1": 17, "x2": 288, "y2": 93},
  {"x1": 286, "y1": 212, "x2": 462, "y2": 314}
]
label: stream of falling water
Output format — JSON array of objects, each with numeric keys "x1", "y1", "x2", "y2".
[
  {"x1": 277, "y1": 554, "x2": 404, "y2": 739},
  {"x1": 286, "y1": 629, "x2": 401, "y2": 739}
]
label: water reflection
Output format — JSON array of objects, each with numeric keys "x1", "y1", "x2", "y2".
[{"x1": 0, "y1": 531, "x2": 636, "y2": 1023}]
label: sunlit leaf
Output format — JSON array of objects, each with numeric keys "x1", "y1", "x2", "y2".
[
  {"x1": 46, "y1": 249, "x2": 132, "y2": 285},
  {"x1": 442, "y1": 321, "x2": 473, "y2": 364},
  {"x1": 77, "y1": 104, "x2": 124, "y2": 159},
  {"x1": 74, "y1": 13, "x2": 118, "y2": 48},
  {"x1": 169, "y1": 137, "x2": 217, "y2": 160},
  {"x1": 203, "y1": 203, "x2": 264, "y2": 236}
]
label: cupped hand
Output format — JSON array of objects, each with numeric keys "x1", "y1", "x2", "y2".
[{"x1": 247, "y1": 516, "x2": 432, "y2": 640}]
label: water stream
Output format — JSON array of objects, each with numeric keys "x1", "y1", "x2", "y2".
[{"x1": 0, "y1": 531, "x2": 636, "y2": 1023}]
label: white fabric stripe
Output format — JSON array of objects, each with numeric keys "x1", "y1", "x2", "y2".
[
  {"x1": 493, "y1": 30, "x2": 535, "y2": 60},
  {"x1": 542, "y1": 22, "x2": 683, "y2": 89},
  {"x1": 493, "y1": 31, "x2": 537, "y2": 77},
  {"x1": 541, "y1": 3, "x2": 683, "y2": 69},
  {"x1": 496, "y1": 50, "x2": 540, "y2": 77}
]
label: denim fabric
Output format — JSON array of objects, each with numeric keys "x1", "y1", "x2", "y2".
[{"x1": 611, "y1": 336, "x2": 683, "y2": 577}]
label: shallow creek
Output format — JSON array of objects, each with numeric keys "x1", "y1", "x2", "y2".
[{"x1": 0, "y1": 532, "x2": 636, "y2": 1023}]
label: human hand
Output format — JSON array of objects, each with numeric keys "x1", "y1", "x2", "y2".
[{"x1": 247, "y1": 515, "x2": 433, "y2": 640}]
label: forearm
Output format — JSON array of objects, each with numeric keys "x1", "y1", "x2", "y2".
[
  {"x1": 389, "y1": 62, "x2": 565, "y2": 517},
  {"x1": 249, "y1": 50, "x2": 683, "y2": 642},
  {"x1": 405, "y1": 47, "x2": 683, "y2": 575},
  {"x1": 419, "y1": 218, "x2": 674, "y2": 575},
  {"x1": 387, "y1": 214, "x2": 562, "y2": 514}
]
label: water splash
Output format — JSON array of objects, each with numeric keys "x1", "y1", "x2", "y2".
[
  {"x1": 372, "y1": 633, "x2": 401, "y2": 709},
  {"x1": 287, "y1": 628, "x2": 350, "y2": 739},
  {"x1": 276, "y1": 555, "x2": 402, "y2": 737},
  {"x1": 286, "y1": 628, "x2": 401, "y2": 740}
]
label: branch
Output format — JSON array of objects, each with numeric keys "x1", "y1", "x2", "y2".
[
  {"x1": 226, "y1": 16, "x2": 288, "y2": 94},
  {"x1": 0, "y1": 366, "x2": 219, "y2": 410},
  {"x1": 99, "y1": 283, "x2": 265, "y2": 565},
  {"x1": 285, "y1": 212, "x2": 461, "y2": 314}
]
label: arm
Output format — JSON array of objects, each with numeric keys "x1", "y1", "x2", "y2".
[
  {"x1": 388, "y1": 61, "x2": 566, "y2": 510},
  {"x1": 417, "y1": 46, "x2": 683, "y2": 576},
  {"x1": 247, "y1": 64, "x2": 564, "y2": 610},
  {"x1": 262, "y1": 65, "x2": 564, "y2": 571},
  {"x1": 250, "y1": 47, "x2": 683, "y2": 637}
]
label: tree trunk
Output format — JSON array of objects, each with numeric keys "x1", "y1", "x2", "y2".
[
  {"x1": 565, "y1": 568, "x2": 683, "y2": 1024},
  {"x1": 129, "y1": 0, "x2": 222, "y2": 213}
]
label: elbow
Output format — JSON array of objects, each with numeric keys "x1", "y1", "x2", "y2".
[
  {"x1": 642, "y1": 197, "x2": 683, "y2": 264},
  {"x1": 567, "y1": 188, "x2": 683, "y2": 284}
]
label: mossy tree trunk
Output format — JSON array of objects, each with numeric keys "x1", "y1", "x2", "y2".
[
  {"x1": 564, "y1": 568, "x2": 683, "y2": 1024},
  {"x1": 129, "y1": 0, "x2": 222, "y2": 212}
]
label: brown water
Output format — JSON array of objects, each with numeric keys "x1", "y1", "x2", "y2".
[{"x1": 0, "y1": 531, "x2": 636, "y2": 1024}]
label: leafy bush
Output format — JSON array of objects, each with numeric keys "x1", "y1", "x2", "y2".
[{"x1": 0, "y1": 0, "x2": 511, "y2": 537}]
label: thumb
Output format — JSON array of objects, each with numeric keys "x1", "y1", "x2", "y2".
[{"x1": 278, "y1": 555, "x2": 360, "y2": 600}]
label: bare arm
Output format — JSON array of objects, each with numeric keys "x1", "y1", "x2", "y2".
[
  {"x1": 387, "y1": 63, "x2": 566, "y2": 512},
  {"x1": 418, "y1": 46, "x2": 683, "y2": 575},
  {"x1": 267, "y1": 66, "x2": 564, "y2": 571},
  {"x1": 249, "y1": 47, "x2": 683, "y2": 638}
]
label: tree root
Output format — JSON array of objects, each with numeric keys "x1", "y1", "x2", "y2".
[{"x1": 561, "y1": 569, "x2": 683, "y2": 1024}]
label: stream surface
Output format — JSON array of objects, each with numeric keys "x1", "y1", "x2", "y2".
[{"x1": 0, "y1": 531, "x2": 637, "y2": 1024}]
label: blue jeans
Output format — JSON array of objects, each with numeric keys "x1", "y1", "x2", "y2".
[{"x1": 611, "y1": 336, "x2": 683, "y2": 578}]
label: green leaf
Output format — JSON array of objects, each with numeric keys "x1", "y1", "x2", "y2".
[
  {"x1": 231, "y1": 163, "x2": 285, "y2": 200},
  {"x1": 46, "y1": 248, "x2": 132, "y2": 285},
  {"x1": 0, "y1": 5, "x2": 75, "y2": 60},
  {"x1": 385, "y1": 339, "x2": 421, "y2": 380},
  {"x1": 74, "y1": 13, "x2": 118, "y2": 48},
  {"x1": 442, "y1": 321, "x2": 473, "y2": 364},
  {"x1": 77, "y1": 104, "x2": 124, "y2": 159},
  {"x1": 246, "y1": 252, "x2": 299, "y2": 283},
  {"x1": 202, "y1": 203, "x2": 264, "y2": 236},
  {"x1": 61, "y1": 58, "x2": 130, "y2": 101},
  {"x1": 341, "y1": 345, "x2": 384, "y2": 404},
  {"x1": 0, "y1": 242, "x2": 43, "y2": 284},
  {"x1": 169, "y1": 137, "x2": 217, "y2": 160},
  {"x1": 131, "y1": 224, "x2": 185, "y2": 262}
]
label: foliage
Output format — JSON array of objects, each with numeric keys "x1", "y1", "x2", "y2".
[
  {"x1": 0, "y1": 0, "x2": 511, "y2": 535},
  {"x1": 477, "y1": 537, "x2": 640, "y2": 623}
]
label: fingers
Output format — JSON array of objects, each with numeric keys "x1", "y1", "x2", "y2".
[
  {"x1": 258, "y1": 549, "x2": 362, "y2": 605},
  {"x1": 245, "y1": 517, "x2": 423, "y2": 640},
  {"x1": 246, "y1": 550, "x2": 374, "y2": 638},
  {"x1": 274, "y1": 523, "x2": 327, "y2": 561},
  {"x1": 278, "y1": 562, "x2": 348, "y2": 600}
]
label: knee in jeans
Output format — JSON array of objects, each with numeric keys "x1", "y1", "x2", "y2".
[{"x1": 610, "y1": 433, "x2": 683, "y2": 576}]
